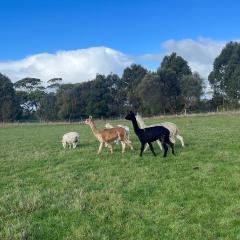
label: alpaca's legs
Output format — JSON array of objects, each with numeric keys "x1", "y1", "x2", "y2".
[
  {"x1": 177, "y1": 135, "x2": 184, "y2": 147},
  {"x1": 105, "y1": 143, "x2": 113, "y2": 154},
  {"x1": 97, "y1": 142, "x2": 104, "y2": 154},
  {"x1": 140, "y1": 143, "x2": 145, "y2": 157},
  {"x1": 125, "y1": 139, "x2": 133, "y2": 150},
  {"x1": 169, "y1": 142, "x2": 175, "y2": 155},
  {"x1": 162, "y1": 142, "x2": 168, "y2": 157},
  {"x1": 62, "y1": 143, "x2": 66, "y2": 149},
  {"x1": 148, "y1": 142, "x2": 156, "y2": 156},
  {"x1": 123, "y1": 136, "x2": 133, "y2": 150},
  {"x1": 144, "y1": 141, "x2": 162, "y2": 152},
  {"x1": 144, "y1": 144, "x2": 149, "y2": 152},
  {"x1": 156, "y1": 140, "x2": 163, "y2": 151},
  {"x1": 160, "y1": 136, "x2": 169, "y2": 157},
  {"x1": 120, "y1": 141, "x2": 126, "y2": 153}
]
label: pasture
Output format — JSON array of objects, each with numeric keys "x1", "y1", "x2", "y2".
[{"x1": 0, "y1": 113, "x2": 240, "y2": 239}]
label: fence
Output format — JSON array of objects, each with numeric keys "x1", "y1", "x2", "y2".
[{"x1": 1, "y1": 110, "x2": 240, "y2": 128}]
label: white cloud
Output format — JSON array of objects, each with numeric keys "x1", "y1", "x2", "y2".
[
  {"x1": 0, "y1": 38, "x2": 234, "y2": 85},
  {"x1": 161, "y1": 38, "x2": 226, "y2": 78},
  {"x1": 0, "y1": 47, "x2": 133, "y2": 83},
  {"x1": 138, "y1": 38, "x2": 227, "y2": 79}
]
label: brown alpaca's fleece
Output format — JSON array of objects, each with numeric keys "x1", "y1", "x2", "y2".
[{"x1": 97, "y1": 127, "x2": 127, "y2": 142}]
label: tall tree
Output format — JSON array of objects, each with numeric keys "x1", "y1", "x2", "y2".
[
  {"x1": 104, "y1": 74, "x2": 125, "y2": 116},
  {"x1": 180, "y1": 72, "x2": 204, "y2": 112},
  {"x1": 157, "y1": 53, "x2": 192, "y2": 113},
  {"x1": 137, "y1": 73, "x2": 167, "y2": 114},
  {"x1": 56, "y1": 83, "x2": 77, "y2": 120},
  {"x1": 121, "y1": 64, "x2": 147, "y2": 111},
  {"x1": 85, "y1": 74, "x2": 114, "y2": 118},
  {"x1": 158, "y1": 52, "x2": 192, "y2": 77},
  {"x1": 0, "y1": 73, "x2": 21, "y2": 121},
  {"x1": 14, "y1": 77, "x2": 45, "y2": 113},
  {"x1": 37, "y1": 93, "x2": 58, "y2": 121},
  {"x1": 47, "y1": 78, "x2": 62, "y2": 92},
  {"x1": 209, "y1": 41, "x2": 240, "y2": 105}
]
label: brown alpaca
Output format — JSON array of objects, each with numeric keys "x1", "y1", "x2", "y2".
[{"x1": 85, "y1": 116, "x2": 133, "y2": 154}]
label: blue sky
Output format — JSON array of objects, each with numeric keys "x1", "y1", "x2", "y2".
[{"x1": 0, "y1": 0, "x2": 239, "y2": 83}]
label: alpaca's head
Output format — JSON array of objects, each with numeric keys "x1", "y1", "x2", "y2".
[
  {"x1": 84, "y1": 116, "x2": 93, "y2": 125},
  {"x1": 125, "y1": 111, "x2": 135, "y2": 120}
]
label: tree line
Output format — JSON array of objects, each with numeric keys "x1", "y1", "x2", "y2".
[{"x1": 1, "y1": 41, "x2": 240, "y2": 121}]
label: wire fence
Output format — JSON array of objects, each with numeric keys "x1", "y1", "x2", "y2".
[{"x1": 1, "y1": 110, "x2": 240, "y2": 128}]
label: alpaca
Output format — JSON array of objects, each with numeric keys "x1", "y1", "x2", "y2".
[
  {"x1": 85, "y1": 116, "x2": 133, "y2": 154},
  {"x1": 125, "y1": 111, "x2": 175, "y2": 157},
  {"x1": 105, "y1": 123, "x2": 130, "y2": 144},
  {"x1": 136, "y1": 113, "x2": 184, "y2": 152}
]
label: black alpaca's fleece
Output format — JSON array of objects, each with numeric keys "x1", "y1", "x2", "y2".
[{"x1": 125, "y1": 111, "x2": 175, "y2": 157}]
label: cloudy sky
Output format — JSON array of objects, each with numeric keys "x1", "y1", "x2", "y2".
[{"x1": 0, "y1": 0, "x2": 239, "y2": 83}]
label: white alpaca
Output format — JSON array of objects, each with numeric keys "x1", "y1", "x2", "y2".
[
  {"x1": 62, "y1": 132, "x2": 80, "y2": 149},
  {"x1": 105, "y1": 123, "x2": 130, "y2": 144},
  {"x1": 136, "y1": 113, "x2": 184, "y2": 151}
]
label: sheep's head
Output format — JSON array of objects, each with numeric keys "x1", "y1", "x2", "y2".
[{"x1": 125, "y1": 111, "x2": 135, "y2": 120}]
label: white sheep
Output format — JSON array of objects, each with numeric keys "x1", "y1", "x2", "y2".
[
  {"x1": 62, "y1": 132, "x2": 80, "y2": 149},
  {"x1": 105, "y1": 123, "x2": 130, "y2": 144}
]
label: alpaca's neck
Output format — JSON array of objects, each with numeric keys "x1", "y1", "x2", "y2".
[{"x1": 89, "y1": 122, "x2": 100, "y2": 137}]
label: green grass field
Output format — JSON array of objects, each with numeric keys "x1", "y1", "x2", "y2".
[{"x1": 1, "y1": 113, "x2": 240, "y2": 239}]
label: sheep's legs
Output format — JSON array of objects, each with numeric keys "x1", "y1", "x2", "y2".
[
  {"x1": 148, "y1": 142, "x2": 156, "y2": 156},
  {"x1": 140, "y1": 143, "x2": 145, "y2": 157},
  {"x1": 97, "y1": 142, "x2": 104, "y2": 154},
  {"x1": 177, "y1": 135, "x2": 184, "y2": 147}
]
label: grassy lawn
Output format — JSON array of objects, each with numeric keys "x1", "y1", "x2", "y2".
[{"x1": 0, "y1": 113, "x2": 240, "y2": 239}]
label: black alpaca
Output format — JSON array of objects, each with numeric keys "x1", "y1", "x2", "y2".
[{"x1": 125, "y1": 111, "x2": 175, "y2": 157}]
